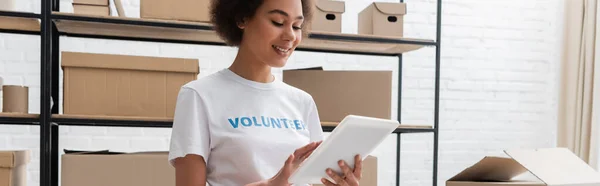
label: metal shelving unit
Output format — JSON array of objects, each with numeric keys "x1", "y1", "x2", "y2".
[{"x1": 0, "y1": 0, "x2": 442, "y2": 185}]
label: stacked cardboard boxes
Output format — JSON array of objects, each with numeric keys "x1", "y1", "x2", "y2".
[{"x1": 72, "y1": 0, "x2": 111, "y2": 16}]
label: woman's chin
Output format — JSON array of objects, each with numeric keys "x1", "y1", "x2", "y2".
[{"x1": 268, "y1": 61, "x2": 287, "y2": 68}]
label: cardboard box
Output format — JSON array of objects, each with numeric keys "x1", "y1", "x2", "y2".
[
  {"x1": 61, "y1": 52, "x2": 199, "y2": 119},
  {"x1": 2, "y1": 86, "x2": 28, "y2": 113},
  {"x1": 283, "y1": 68, "x2": 392, "y2": 122},
  {"x1": 73, "y1": 0, "x2": 108, "y2": 6},
  {"x1": 446, "y1": 148, "x2": 600, "y2": 186},
  {"x1": 61, "y1": 151, "x2": 174, "y2": 186},
  {"x1": 0, "y1": 150, "x2": 30, "y2": 186},
  {"x1": 358, "y1": 2, "x2": 406, "y2": 37},
  {"x1": 140, "y1": 0, "x2": 210, "y2": 22},
  {"x1": 309, "y1": 0, "x2": 345, "y2": 33},
  {"x1": 72, "y1": 4, "x2": 110, "y2": 17},
  {"x1": 313, "y1": 155, "x2": 378, "y2": 186}
]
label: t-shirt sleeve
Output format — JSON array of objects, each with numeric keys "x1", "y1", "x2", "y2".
[
  {"x1": 307, "y1": 97, "x2": 324, "y2": 142},
  {"x1": 168, "y1": 87, "x2": 211, "y2": 166}
]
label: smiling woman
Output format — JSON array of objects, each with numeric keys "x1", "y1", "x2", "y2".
[{"x1": 167, "y1": 0, "x2": 364, "y2": 186}]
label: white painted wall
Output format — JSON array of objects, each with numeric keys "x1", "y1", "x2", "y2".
[{"x1": 0, "y1": 0, "x2": 563, "y2": 185}]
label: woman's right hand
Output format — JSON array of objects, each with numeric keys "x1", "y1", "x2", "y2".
[{"x1": 268, "y1": 141, "x2": 322, "y2": 186}]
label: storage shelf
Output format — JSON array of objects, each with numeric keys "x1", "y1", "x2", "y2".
[
  {"x1": 51, "y1": 114, "x2": 433, "y2": 133},
  {"x1": 52, "y1": 114, "x2": 173, "y2": 128},
  {"x1": 0, "y1": 11, "x2": 41, "y2": 35},
  {"x1": 51, "y1": 12, "x2": 433, "y2": 56},
  {"x1": 0, "y1": 112, "x2": 40, "y2": 125}
]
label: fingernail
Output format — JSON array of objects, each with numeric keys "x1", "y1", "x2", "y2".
[
  {"x1": 327, "y1": 169, "x2": 332, "y2": 174},
  {"x1": 339, "y1": 160, "x2": 343, "y2": 166}
]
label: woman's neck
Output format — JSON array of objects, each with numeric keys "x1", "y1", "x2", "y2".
[{"x1": 228, "y1": 46, "x2": 274, "y2": 83}]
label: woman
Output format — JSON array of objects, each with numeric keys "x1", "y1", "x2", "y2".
[{"x1": 168, "y1": 0, "x2": 362, "y2": 185}]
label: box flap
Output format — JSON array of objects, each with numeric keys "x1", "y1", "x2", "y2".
[
  {"x1": 505, "y1": 148, "x2": 600, "y2": 185},
  {"x1": 448, "y1": 156, "x2": 528, "y2": 182},
  {"x1": 315, "y1": 0, "x2": 345, "y2": 13},
  {"x1": 374, "y1": 2, "x2": 406, "y2": 15},
  {"x1": 0, "y1": 150, "x2": 30, "y2": 168},
  {"x1": 61, "y1": 52, "x2": 199, "y2": 74}
]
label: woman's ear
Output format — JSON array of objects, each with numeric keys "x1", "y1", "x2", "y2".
[{"x1": 237, "y1": 18, "x2": 247, "y2": 29}]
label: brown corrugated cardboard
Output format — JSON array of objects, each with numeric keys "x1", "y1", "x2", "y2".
[
  {"x1": 358, "y1": 2, "x2": 407, "y2": 37},
  {"x1": 309, "y1": 0, "x2": 345, "y2": 33},
  {"x1": 283, "y1": 68, "x2": 391, "y2": 122},
  {"x1": 140, "y1": 0, "x2": 210, "y2": 22},
  {"x1": 446, "y1": 148, "x2": 600, "y2": 186},
  {"x1": 0, "y1": 150, "x2": 30, "y2": 186},
  {"x1": 314, "y1": 155, "x2": 378, "y2": 186},
  {"x1": 61, "y1": 151, "x2": 174, "y2": 186},
  {"x1": 72, "y1": 4, "x2": 110, "y2": 16},
  {"x1": 2, "y1": 85, "x2": 28, "y2": 114},
  {"x1": 73, "y1": 0, "x2": 108, "y2": 6},
  {"x1": 61, "y1": 52, "x2": 199, "y2": 119}
]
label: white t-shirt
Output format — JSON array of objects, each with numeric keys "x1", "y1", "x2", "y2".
[{"x1": 168, "y1": 68, "x2": 324, "y2": 186}]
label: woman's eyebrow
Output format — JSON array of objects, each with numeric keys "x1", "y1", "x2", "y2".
[{"x1": 268, "y1": 9, "x2": 304, "y2": 20}]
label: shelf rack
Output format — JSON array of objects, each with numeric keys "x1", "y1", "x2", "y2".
[{"x1": 0, "y1": 0, "x2": 442, "y2": 185}]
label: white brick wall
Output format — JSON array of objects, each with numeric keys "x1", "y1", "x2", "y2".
[{"x1": 0, "y1": 0, "x2": 563, "y2": 186}]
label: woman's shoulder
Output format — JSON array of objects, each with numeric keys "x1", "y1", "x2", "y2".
[
  {"x1": 278, "y1": 81, "x2": 316, "y2": 104},
  {"x1": 179, "y1": 70, "x2": 230, "y2": 95}
]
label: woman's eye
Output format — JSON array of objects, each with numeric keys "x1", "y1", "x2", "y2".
[
  {"x1": 293, "y1": 26, "x2": 302, "y2": 30},
  {"x1": 271, "y1": 21, "x2": 284, "y2": 26}
]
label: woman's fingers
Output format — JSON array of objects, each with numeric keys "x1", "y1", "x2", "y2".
[
  {"x1": 338, "y1": 160, "x2": 355, "y2": 181},
  {"x1": 326, "y1": 168, "x2": 347, "y2": 186},
  {"x1": 353, "y1": 154, "x2": 362, "y2": 179},
  {"x1": 294, "y1": 141, "x2": 321, "y2": 160},
  {"x1": 321, "y1": 178, "x2": 336, "y2": 186}
]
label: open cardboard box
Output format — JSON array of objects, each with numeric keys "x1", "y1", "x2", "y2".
[{"x1": 447, "y1": 148, "x2": 600, "y2": 186}]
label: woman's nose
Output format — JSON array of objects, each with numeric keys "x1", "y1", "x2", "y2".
[{"x1": 281, "y1": 26, "x2": 296, "y2": 41}]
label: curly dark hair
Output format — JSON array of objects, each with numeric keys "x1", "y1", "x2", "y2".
[{"x1": 210, "y1": 0, "x2": 313, "y2": 46}]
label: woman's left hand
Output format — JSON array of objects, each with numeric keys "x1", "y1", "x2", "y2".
[{"x1": 320, "y1": 154, "x2": 362, "y2": 186}]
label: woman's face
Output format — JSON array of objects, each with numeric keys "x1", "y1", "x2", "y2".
[{"x1": 239, "y1": 0, "x2": 304, "y2": 68}]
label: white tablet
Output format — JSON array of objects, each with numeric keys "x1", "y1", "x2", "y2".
[{"x1": 289, "y1": 115, "x2": 400, "y2": 184}]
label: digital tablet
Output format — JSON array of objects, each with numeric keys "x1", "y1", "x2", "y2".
[{"x1": 288, "y1": 115, "x2": 400, "y2": 184}]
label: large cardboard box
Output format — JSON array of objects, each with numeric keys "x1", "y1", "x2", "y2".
[
  {"x1": 61, "y1": 151, "x2": 174, "y2": 186},
  {"x1": 140, "y1": 0, "x2": 210, "y2": 22},
  {"x1": 61, "y1": 52, "x2": 199, "y2": 119},
  {"x1": 313, "y1": 155, "x2": 378, "y2": 186},
  {"x1": 358, "y1": 2, "x2": 407, "y2": 37},
  {"x1": 72, "y1": 4, "x2": 110, "y2": 16},
  {"x1": 283, "y1": 68, "x2": 392, "y2": 122},
  {"x1": 72, "y1": 0, "x2": 108, "y2": 6},
  {"x1": 446, "y1": 148, "x2": 600, "y2": 186},
  {"x1": 309, "y1": 0, "x2": 345, "y2": 33},
  {"x1": 0, "y1": 150, "x2": 30, "y2": 186}
]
